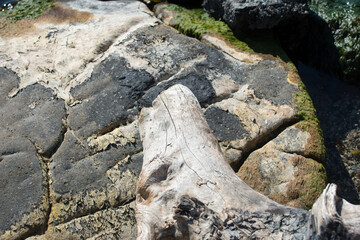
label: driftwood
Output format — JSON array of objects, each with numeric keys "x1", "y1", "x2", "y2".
[{"x1": 136, "y1": 84, "x2": 360, "y2": 239}]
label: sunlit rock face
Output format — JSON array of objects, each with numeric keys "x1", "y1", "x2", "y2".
[{"x1": 0, "y1": 0, "x2": 330, "y2": 239}]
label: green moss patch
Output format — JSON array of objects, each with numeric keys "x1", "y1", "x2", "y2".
[
  {"x1": 0, "y1": 0, "x2": 54, "y2": 22},
  {"x1": 292, "y1": 74, "x2": 326, "y2": 163},
  {"x1": 287, "y1": 156, "x2": 327, "y2": 209},
  {"x1": 164, "y1": 4, "x2": 290, "y2": 62}
]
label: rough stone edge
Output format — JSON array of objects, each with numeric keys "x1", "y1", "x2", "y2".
[{"x1": 0, "y1": 155, "x2": 50, "y2": 240}]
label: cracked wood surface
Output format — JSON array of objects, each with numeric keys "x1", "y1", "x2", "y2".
[{"x1": 136, "y1": 84, "x2": 360, "y2": 239}]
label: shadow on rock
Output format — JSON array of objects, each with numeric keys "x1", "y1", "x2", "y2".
[{"x1": 298, "y1": 62, "x2": 360, "y2": 204}]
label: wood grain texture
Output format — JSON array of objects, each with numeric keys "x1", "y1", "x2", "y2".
[{"x1": 136, "y1": 84, "x2": 360, "y2": 239}]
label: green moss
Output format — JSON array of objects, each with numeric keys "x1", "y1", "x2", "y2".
[
  {"x1": 0, "y1": 0, "x2": 54, "y2": 22},
  {"x1": 293, "y1": 82, "x2": 319, "y2": 125},
  {"x1": 166, "y1": 4, "x2": 253, "y2": 52},
  {"x1": 302, "y1": 161, "x2": 327, "y2": 209},
  {"x1": 165, "y1": 4, "x2": 290, "y2": 62},
  {"x1": 293, "y1": 78, "x2": 326, "y2": 162},
  {"x1": 287, "y1": 156, "x2": 327, "y2": 209}
]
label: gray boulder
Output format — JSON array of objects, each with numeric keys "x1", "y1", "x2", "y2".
[
  {"x1": 202, "y1": 0, "x2": 309, "y2": 31},
  {"x1": 0, "y1": 0, "x2": 331, "y2": 238}
]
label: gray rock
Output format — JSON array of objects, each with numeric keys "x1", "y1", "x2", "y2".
[
  {"x1": 49, "y1": 130, "x2": 142, "y2": 225},
  {"x1": 68, "y1": 54, "x2": 154, "y2": 139},
  {"x1": 0, "y1": 130, "x2": 48, "y2": 240},
  {"x1": 202, "y1": 0, "x2": 309, "y2": 31},
  {"x1": 0, "y1": 68, "x2": 18, "y2": 105},
  {"x1": 139, "y1": 71, "x2": 216, "y2": 108},
  {"x1": 0, "y1": 68, "x2": 65, "y2": 239},
  {"x1": 0, "y1": 68, "x2": 66, "y2": 156},
  {"x1": 47, "y1": 202, "x2": 137, "y2": 240},
  {"x1": 237, "y1": 124, "x2": 327, "y2": 209}
]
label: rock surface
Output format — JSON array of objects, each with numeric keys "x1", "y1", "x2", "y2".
[
  {"x1": 0, "y1": 0, "x2": 329, "y2": 238},
  {"x1": 298, "y1": 62, "x2": 360, "y2": 204},
  {"x1": 202, "y1": 0, "x2": 309, "y2": 30},
  {"x1": 237, "y1": 124, "x2": 327, "y2": 209},
  {"x1": 201, "y1": 0, "x2": 340, "y2": 77},
  {"x1": 0, "y1": 67, "x2": 65, "y2": 239}
]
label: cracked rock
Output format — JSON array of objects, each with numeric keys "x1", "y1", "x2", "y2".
[
  {"x1": 237, "y1": 124, "x2": 327, "y2": 209},
  {"x1": 0, "y1": 67, "x2": 64, "y2": 239},
  {"x1": 0, "y1": 129, "x2": 49, "y2": 240}
]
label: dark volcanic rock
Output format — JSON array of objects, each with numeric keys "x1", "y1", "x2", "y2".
[
  {"x1": 0, "y1": 68, "x2": 18, "y2": 105},
  {"x1": 139, "y1": 71, "x2": 216, "y2": 108},
  {"x1": 202, "y1": 0, "x2": 309, "y2": 31},
  {"x1": 204, "y1": 106, "x2": 247, "y2": 141},
  {"x1": 0, "y1": 68, "x2": 66, "y2": 155},
  {"x1": 50, "y1": 131, "x2": 141, "y2": 195},
  {"x1": 246, "y1": 59, "x2": 295, "y2": 106},
  {"x1": 0, "y1": 67, "x2": 65, "y2": 238},
  {"x1": 0, "y1": 130, "x2": 48, "y2": 239},
  {"x1": 68, "y1": 54, "x2": 154, "y2": 139},
  {"x1": 50, "y1": 54, "x2": 148, "y2": 225}
]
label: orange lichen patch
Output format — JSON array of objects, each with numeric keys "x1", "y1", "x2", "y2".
[
  {"x1": 0, "y1": 18, "x2": 36, "y2": 37},
  {"x1": 37, "y1": 4, "x2": 93, "y2": 24},
  {"x1": 287, "y1": 67, "x2": 300, "y2": 85}
]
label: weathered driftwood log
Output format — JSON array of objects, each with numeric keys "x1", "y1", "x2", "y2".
[{"x1": 136, "y1": 84, "x2": 360, "y2": 239}]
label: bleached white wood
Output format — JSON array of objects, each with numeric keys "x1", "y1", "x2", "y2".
[
  {"x1": 310, "y1": 184, "x2": 360, "y2": 238},
  {"x1": 136, "y1": 84, "x2": 360, "y2": 239}
]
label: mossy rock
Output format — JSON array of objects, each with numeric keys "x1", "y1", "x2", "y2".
[
  {"x1": 288, "y1": 63, "x2": 326, "y2": 163},
  {"x1": 158, "y1": 3, "x2": 291, "y2": 63}
]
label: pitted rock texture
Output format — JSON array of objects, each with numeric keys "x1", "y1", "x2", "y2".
[
  {"x1": 0, "y1": 67, "x2": 65, "y2": 240},
  {"x1": 0, "y1": 0, "x2": 327, "y2": 238},
  {"x1": 0, "y1": 130, "x2": 49, "y2": 240}
]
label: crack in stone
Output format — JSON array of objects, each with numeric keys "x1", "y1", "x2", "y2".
[
  {"x1": 51, "y1": 197, "x2": 137, "y2": 229},
  {"x1": 13, "y1": 138, "x2": 52, "y2": 239},
  {"x1": 234, "y1": 117, "x2": 300, "y2": 172},
  {"x1": 21, "y1": 107, "x2": 69, "y2": 238}
]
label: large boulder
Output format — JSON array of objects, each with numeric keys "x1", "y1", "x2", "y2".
[
  {"x1": 202, "y1": 0, "x2": 309, "y2": 30},
  {"x1": 237, "y1": 124, "x2": 327, "y2": 209},
  {"x1": 202, "y1": 0, "x2": 341, "y2": 76},
  {"x1": 0, "y1": 0, "x2": 328, "y2": 238}
]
